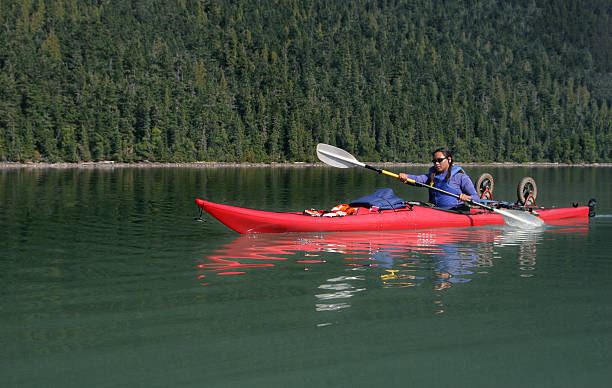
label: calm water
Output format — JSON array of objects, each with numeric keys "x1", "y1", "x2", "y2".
[{"x1": 2, "y1": 166, "x2": 611, "y2": 387}]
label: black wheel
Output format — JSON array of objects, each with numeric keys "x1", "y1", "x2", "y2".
[
  {"x1": 517, "y1": 177, "x2": 537, "y2": 204},
  {"x1": 475, "y1": 173, "x2": 494, "y2": 199}
]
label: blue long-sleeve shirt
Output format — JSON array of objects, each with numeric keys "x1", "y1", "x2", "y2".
[{"x1": 404, "y1": 168, "x2": 481, "y2": 209}]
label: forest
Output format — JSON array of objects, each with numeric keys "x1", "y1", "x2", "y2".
[{"x1": 1, "y1": 0, "x2": 611, "y2": 163}]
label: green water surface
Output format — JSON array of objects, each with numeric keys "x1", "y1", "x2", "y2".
[{"x1": 1, "y1": 166, "x2": 611, "y2": 387}]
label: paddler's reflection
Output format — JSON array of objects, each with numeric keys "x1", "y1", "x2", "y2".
[
  {"x1": 432, "y1": 244, "x2": 480, "y2": 290},
  {"x1": 369, "y1": 230, "x2": 497, "y2": 290},
  {"x1": 377, "y1": 245, "x2": 480, "y2": 290}
]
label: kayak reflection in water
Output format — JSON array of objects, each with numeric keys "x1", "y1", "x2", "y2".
[{"x1": 398, "y1": 148, "x2": 481, "y2": 211}]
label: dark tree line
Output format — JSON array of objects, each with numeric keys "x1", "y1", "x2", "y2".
[{"x1": 1, "y1": 0, "x2": 611, "y2": 163}]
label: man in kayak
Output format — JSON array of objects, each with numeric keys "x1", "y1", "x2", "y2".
[{"x1": 398, "y1": 148, "x2": 481, "y2": 211}]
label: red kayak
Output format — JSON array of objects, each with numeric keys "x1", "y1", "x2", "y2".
[{"x1": 195, "y1": 199, "x2": 593, "y2": 234}]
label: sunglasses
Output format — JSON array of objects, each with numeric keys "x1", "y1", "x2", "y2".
[{"x1": 432, "y1": 157, "x2": 447, "y2": 164}]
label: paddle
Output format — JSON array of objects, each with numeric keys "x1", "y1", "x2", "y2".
[{"x1": 316, "y1": 143, "x2": 544, "y2": 229}]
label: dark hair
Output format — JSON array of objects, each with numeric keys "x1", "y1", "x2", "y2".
[
  {"x1": 431, "y1": 148, "x2": 454, "y2": 181},
  {"x1": 432, "y1": 148, "x2": 452, "y2": 159}
]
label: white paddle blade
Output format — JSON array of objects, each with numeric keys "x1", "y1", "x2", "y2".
[
  {"x1": 316, "y1": 143, "x2": 365, "y2": 168},
  {"x1": 496, "y1": 209, "x2": 545, "y2": 229}
]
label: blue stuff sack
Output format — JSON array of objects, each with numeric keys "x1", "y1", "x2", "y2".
[{"x1": 349, "y1": 188, "x2": 407, "y2": 210}]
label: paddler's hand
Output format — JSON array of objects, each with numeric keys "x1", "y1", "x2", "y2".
[
  {"x1": 398, "y1": 173, "x2": 410, "y2": 183},
  {"x1": 459, "y1": 193, "x2": 472, "y2": 203}
]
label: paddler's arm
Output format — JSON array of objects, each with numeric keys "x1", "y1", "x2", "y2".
[
  {"x1": 458, "y1": 174, "x2": 482, "y2": 203},
  {"x1": 458, "y1": 193, "x2": 473, "y2": 202},
  {"x1": 398, "y1": 173, "x2": 429, "y2": 186}
]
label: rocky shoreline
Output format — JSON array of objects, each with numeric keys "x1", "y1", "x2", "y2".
[{"x1": 2, "y1": 161, "x2": 611, "y2": 169}]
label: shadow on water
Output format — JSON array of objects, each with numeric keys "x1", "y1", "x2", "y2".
[{"x1": 197, "y1": 218, "x2": 589, "y2": 315}]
